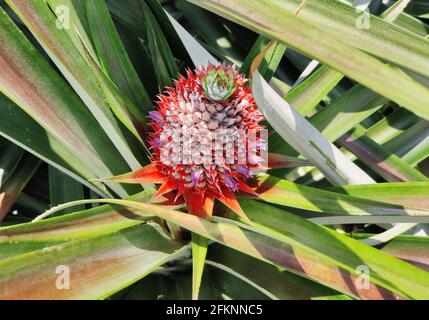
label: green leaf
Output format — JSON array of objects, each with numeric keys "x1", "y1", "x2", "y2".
[
  {"x1": 165, "y1": 11, "x2": 218, "y2": 67},
  {"x1": 240, "y1": 36, "x2": 270, "y2": 76},
  {"x1": 48, "y1": 166, "x2": 85, "y2": 215},
  {"x1": 0, "y1": 191, "x2": 156, "y2": 244},
  {"x1": 208, "y1": 244, "x2": 351, "y2": 300},
  {"x1": 402, "y1": 138, "x2": 429, "y2": 167},
  {"x1": 384, "y1": 120, "x2": 429, "y2": 164},
  {"x1": 392, "y1": 12, "x2": 429, "y2": 37},
  {"x1": 106, "y1": 0, "x2": 192, "y2": 67},
  {"x1": 140, "y1": 0, "x2": 179, "y2": 90},
  {"x1": 347, "y1": 232, "x2": 429, "y2": 271},
  {"x1": 0, "y1": 94, "x2": 109, "y2": 197},
  {"x1": 329, "y1": 182, "x2": 429, "y2": 210},
  {"x1": 379, "y1": 234, "x2": 429, "y2": 272},
  {"x1": 15, "y1": 193, "x2": 48, "y2": 217},
  {"x1": 338, "y1": 125, "x2": 428, "y2": 182},
  {"x1": 250, "y1": 175, "x2": 429, "y2": 217},
  {"x1": 363, "y1": 108, "x2": 419, "y2": 145},
  {"x1": 5, "y1": 0, "x2": 145, "y2": 174},
  {"x1": 206, "y1": 259, "x2": 275, "y2": 299},
  {"x1": 269, "y1": 0, "x2": 429, "y2": 79},
  {"x1": 0, "y1": 154, "x2": 41, "y2": 221},
  {"x1": 0, "y1": 239, "x2": 63, "y2": 261},
  {"x1": 0, "y1": 4, "x2": 137, "y2": 197},
  {"x1": 32, "y1": 198, "x2": 429, "y2": 299},
  {"x1": 191, "y1": 233, "x2": 209, "y2": 300},
  {"x1": 268, "y1": 64, "x2": 345, "y2": 159},
  {"x1": 240, "y1": 36, "x2": 286, "y2": 81},
  {"x1": 257, "y1": 42, "x2": 287, "y2": 82},
  {"x1": 0, "y1": 224, "x2": 186, "y2": 299},
  {"x1": 189, "y1": 0, "x2": 429, "y2": 122},
  {"x1": 252, "y1": 70, "x2": 374, "y2": 185},
  {"x1": 77, "y1": 31, "x2": 151, "y2": 149},
  {"x1": 233, "y1": 198, "x2": 429, "y2": 299},
  {"x1": 406, "y1": 0, "x2": 429, "y2": 18},
  {"x1": 85, "y1": 0, "x2": 152, "y2": 111},
  {"x1": 269, "y1": 2, "x2": 421, "y2": 166},
  {"x1": 311, "y1": 87, "x2": 388, "y2": 143},
  {"x1": 176, "y1": 0, "x2": 245, "y2": 66},
  {"x1": 284, "y1": 64, "x2": 344, "y2": 117},
  {"x1": 290, "y1": 108, "x2": 420, "y2": 185},
  {"x1": 0, "y1": 140, "x2": 24, "y2": 188},
  {"x1": 381, "y1": 0, "x2": 413, "y2": 22},
  {"x1": 46, "y1": 0, "x2": 97, "y2": 58}
]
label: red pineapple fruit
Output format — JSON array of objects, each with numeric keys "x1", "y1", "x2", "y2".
[{"x1": 106, "y1": 63, "x2": 305, "y2": 220}]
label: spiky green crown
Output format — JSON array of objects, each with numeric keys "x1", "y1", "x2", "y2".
[{"x1": 202, "y1": 68, "x2": 237, "y2": 101}]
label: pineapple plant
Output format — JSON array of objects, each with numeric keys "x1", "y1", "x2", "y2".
[{"x1": 0, "y1": 0, "x2": 429, "y2": 300}]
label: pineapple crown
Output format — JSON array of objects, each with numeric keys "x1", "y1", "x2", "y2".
[{"x1": 202, "y1": 67, "x2": 237, "y2": 102}]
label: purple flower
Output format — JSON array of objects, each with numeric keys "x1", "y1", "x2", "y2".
[
  {"x1": 224, "y1": 175, "x2": 238, "y2": 191},
  {"x1": 149, "y1": 111, "x2": 163, "y2": 123},
  {"x1": 235, "y1": 164, "x2": 250, "y2": 178}
]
